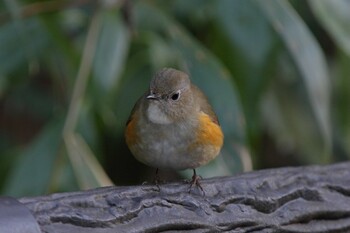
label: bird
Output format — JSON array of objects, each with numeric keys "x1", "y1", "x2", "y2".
[{"x1": 125, "y1": 68, "x2": 224, "y2": 192}]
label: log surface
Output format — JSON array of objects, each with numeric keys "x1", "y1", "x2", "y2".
[{"x1": 20, "y1": 162, "x2": 350, "y2": 233}]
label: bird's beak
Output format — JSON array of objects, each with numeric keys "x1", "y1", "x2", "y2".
[{"x1": 146, "y1": 93, "x2": 159, "y2": 100}]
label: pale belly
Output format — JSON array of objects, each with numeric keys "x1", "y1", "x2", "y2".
[{"x1": 129, "y1": 121, "x2": 220, "y2": 170}]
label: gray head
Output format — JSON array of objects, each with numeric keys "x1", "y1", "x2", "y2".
[
  {"x1": 145, "y1": 68, "x2": 195, "y2": 124},
  {"x1": 149, "y1": 68, "x2": 190, "y2": 98}
]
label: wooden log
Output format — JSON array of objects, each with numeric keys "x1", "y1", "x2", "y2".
[{"x1": 19, "y1": 162, "x2": 350, "y2": 233}]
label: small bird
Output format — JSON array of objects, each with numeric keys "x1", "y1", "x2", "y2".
[{"x1": 125, "y1": 68, "x2": 224, "y2": 191}]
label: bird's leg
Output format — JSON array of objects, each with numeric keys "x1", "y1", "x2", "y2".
[
  {"x1": 153, "y1": 168, "x2": 159, "y2": 183},
  {"x1": 188, "y1": 169, "x2": 204, "y2": 195},
  {"x1": 153, "y1": 168, "x2": 160, "y2": 191}
]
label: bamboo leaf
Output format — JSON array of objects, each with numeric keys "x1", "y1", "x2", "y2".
[
  {"x1": 258, "y1": 0, "x2": 332, "y2": 153},
  {"x1": 0, "y1": 18, "x2": 49, "y2": 76},
  {"x1": 92, "y1": 11, "x2": 130, "y2": 93},
  {"x1": 65, "y1": 133, "x2": 114, "y2": 189},
  {"x1": 310, "y1": 0, "x2": 350, "y2": 56}
]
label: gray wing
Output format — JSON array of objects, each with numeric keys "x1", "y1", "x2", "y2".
[
  {"x1": 126, "y1": 93, "x2": 146, "y2": 126},
  {"x1": 191, "y1": 84, "x2": 220, "y2": 125}
]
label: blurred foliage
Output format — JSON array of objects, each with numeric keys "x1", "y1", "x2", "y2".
[{"x1": 0, "y1": 0, "x2": 349, "y2": 197}]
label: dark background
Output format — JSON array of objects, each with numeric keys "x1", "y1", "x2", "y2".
[{"x1": 0, "y1": 0, "x2": 349, "y2": 197}]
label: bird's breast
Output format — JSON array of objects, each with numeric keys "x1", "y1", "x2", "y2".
[{"x1": 127, "y1": 110, "x2": 223, "y2": 170}]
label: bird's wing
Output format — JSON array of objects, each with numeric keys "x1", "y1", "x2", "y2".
[
  {"x1": 125, "y1": 93, "x2": 145, "y2": 126},
  {"x1": 191, "y1": 84, "x2": 220, "y2": 125}
]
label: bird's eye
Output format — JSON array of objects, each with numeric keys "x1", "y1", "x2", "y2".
[{"x1": 171, "y1": 91, "x2": 180, "y2": 101}]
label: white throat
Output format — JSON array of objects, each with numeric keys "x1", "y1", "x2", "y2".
[{"x1": 147, "y1": 103, "x2": 173, "y2": 124}]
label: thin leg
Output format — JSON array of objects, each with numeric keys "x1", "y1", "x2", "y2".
[
  {"x1": 153, "y1": 168, "x2": 160, "y2": 191},
  {"x1": 188, "y1": 169, "x2": 204, "y2": 195},
  {"x1": 142, "y1": 168, "x2": 160, "y2": 191}
]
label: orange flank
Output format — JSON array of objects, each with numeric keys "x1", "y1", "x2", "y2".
[
  {"x1": 125, "y1": 116, "x2": 139, "y2": 146},
  {"x1": 195, "y1": 112, "x2": 224, "y2": 148}
]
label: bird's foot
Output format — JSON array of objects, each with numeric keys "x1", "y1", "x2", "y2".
[{"x1": 188, "y1": 169, "x2": 205, "y2": 195}]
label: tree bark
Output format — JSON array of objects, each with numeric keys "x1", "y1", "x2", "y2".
[{"x1": 19, "y1": 162, "x2": 350, "y2": 233}]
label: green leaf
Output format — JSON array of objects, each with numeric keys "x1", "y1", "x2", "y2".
[
  {"x1": 46, "y1": 150, "x2": 80, "y2": 194},
  {"x1": 92, "y1": 11, "x2": 130, "y2": 94},
  {"x1": 332, "y1": 52, "x2": 350, "y2": 158},
  {"x1": 214, "y1": 0, "x2": 274, "y2": 74},
  {"x1": 0, "y1": 18, "x2": 49, "y2": 76},
  {"x1": 261, "y1": 52, "x2": 330, "y2": 164},
  {"x1": 2, "y1": 118, "x2": 63, "y2": 197},
  {"x1": 213, "y1": 0, "x2": 275, "y2": 109},
  {"x1": 65, "y1": 133, "x2": 114, "y2": 189},
  {"x1": 147, "y1": 32, "x2": 179, "y2": 69},
  {"x1": 310, "y1": 0, "x2": 350, "y2": 56},
  {"x1": 257, "y1": 0, "x2": 332, "y2": 153},
  {"x1": 210, "y1": 0, "x2": 277, "y2": 150}
]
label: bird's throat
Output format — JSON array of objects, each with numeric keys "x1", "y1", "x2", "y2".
[{"x1": 147, "y1": 103, "x2": 173, "y2": 124}]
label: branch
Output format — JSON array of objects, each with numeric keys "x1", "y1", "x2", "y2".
[{"x1": 19, "y1": 162, "x2": 350, "y2": 233}]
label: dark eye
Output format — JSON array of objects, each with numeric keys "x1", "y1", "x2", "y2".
[{"x1": 171, "y1": 92, "x2": 180, "y2": 101}]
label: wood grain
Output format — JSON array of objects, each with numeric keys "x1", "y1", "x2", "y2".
[{"x1": 20, "y1": 162, "x2": 350, "y2": 233}]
